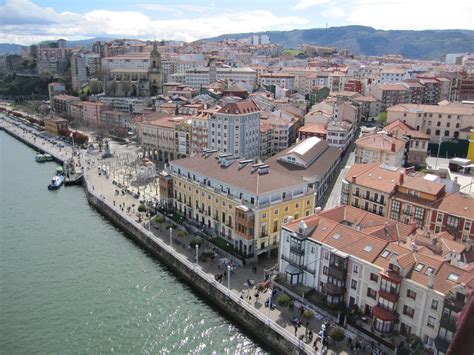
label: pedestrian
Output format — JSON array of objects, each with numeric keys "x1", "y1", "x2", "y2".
[{"x1": 294, "y1": 325, "x2": 298, "y2": 336}]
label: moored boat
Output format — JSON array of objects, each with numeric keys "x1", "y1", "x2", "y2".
[
  {"x1": 35, "y1": 153, "x2": 46, "y2": 162},
  {"x1": 56, "y1": 166, "x2": 64, "y2": 175},
  {"x1": 47, "y1": 175, "x2": 65, "y2": 190},
  {"x1": 44, "y1": 154, "x2": 53, "y2": 161}
]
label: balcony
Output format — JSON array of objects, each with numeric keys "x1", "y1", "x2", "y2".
[
  {"x1": 289, "y1": 245, "x2": 305, "y2": 255},
  {"x1": 372, "y1": 305, "x2": 398, "y2": 321},
  {"x1": 379, "y1": 289, "x2": 399, "y2": 302},
  {"x1": 434, "y1": 336, "x2": 450, "y2": 353},
  {"x1": 324, "y1": 282, "x2": 345, "y2": 296},
  {"x1": 380, "y1": 270, "x2": 403, "y2": 283},
  {"x1": 281, "y1": 254, "x2": 304, "y2": 268},
  {"x1": 439, "y1": 314, "x2": 457, "y2": 330},
  {"x1": 328, "y1": 266, "x2": 347, "y2": 280}
]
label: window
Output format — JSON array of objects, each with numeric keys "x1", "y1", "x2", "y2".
[
  {"x1": 353, "y1": 264, "x2": 359, "y2": 274},
  {"x1": 370, "y1": 273, "x2": 379, "y2": 282},
  {"x1": 407, "y1": 289, "x2": 417, "y2": 300},
  {"x1": 423, "y1": 335, "x2": 434, "y2": 347},
  {"x1": 438, "y1": 327, "x2": 453, "y2": 342},
  {"x1": 364, "y1": 245, "x2": 373, "y2": 252},
  {"x1": 367, "y1": 287, "x2": 377, "y2": 299},
  {"x1": 427, "y1": 316, "x2": 436, "y2": 328},
  {"x1": 444, "y1": 130, "x2": 450, "y2": 137},
  {"x1": 448, "y1": 273, "x2": 459, "y2": 282},
  {"x1": 403, "y1": 305, "x2": 415, "y2": 318},
  {"x1": 324, "y1": 252, "x2": 329, "y2": 260},
  {"x1": 274, "y1": 209, "x2": 279, "y2": 215},
  {"x1": 437, "y1": 212, "x2": 443, "y2": 222},
  {"x1": 435, "y1": 129, "x2": 440, "y2": 136},
  {"x1": 351, "y1": 279, "x2": 357, "y2": 290},
  {"x1": 415, "y1": 263, "x2": 424, "y2": 272},
  {"x1": 426, "y1": 267, "x2": 434, "y2": 275},
  {"x1": 446, "y1": 215, "x2": 459, "y2": 229},
  {"x1": 323, "y1": 266, "x2": 328, "y2": 275},
  {"x1": 437, "y1": 121, "x2": 441, "y2": 126},
  {"x1": 381, "y1": 250, "x2": 390, "y2": 258}
]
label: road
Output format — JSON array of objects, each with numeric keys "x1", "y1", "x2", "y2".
[{"x1": 324, "y1": 151, "x2": 355, "y2": 210}]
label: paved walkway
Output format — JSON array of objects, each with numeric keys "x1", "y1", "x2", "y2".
[{"x1": 1, "y1": 115, "x2": 373, "y2": 355}]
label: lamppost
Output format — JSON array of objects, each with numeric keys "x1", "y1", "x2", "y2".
[
  {"x1": 227, "y1": 265, "x2": 231, "y2": 294},
  {"x1": 435, "y1": 137, "x2": 444, "y2": 170},
  {"x1": 267, "y1": 289, "x2": 273, "y2": 325},
  {"x1": 169, "y1": 227, "x2": 173, "y2": 248},
  {"x1": 195, "y1": 244, "x2": 199, "y2": 267}
]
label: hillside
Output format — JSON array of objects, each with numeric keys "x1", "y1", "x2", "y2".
[{"x1": 200, "y1": 26, "x2": 474, "y2": 59}]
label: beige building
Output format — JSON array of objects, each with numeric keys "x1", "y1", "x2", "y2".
[
  {"x1": 386, "y1": 102, "x2": 474, "y2": 141},
  {"x1": 355, "y1": 133, "x2": 406, "y2": 167},
  {"x1": 372, "y1": 84, "x2": 411, "y2": 111}
]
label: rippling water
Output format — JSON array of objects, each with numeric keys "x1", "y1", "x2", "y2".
[{"x1": 0, "y1": 131, "x2": 262, "y2": 354}]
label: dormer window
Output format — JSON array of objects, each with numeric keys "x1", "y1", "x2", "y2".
[{"x1": 448, "y1": 273, "x2": 459, "y2": 282}]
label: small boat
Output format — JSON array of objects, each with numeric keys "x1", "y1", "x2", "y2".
[
  {"x1": 56, "y1": 166, "x2": 64, "y2": 176},
  {"x1": 44, "y1": 154, "x2": 53, "y2": 161},
  {"x1": 35, "y1": 153, "x2": 46, "y2": 162},
  {"x1": 48, "y1": 175, "x2": 65, "y2": 190}
]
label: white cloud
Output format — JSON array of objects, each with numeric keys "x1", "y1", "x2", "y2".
[
  {"x1": 293, "y1": 0, "x2": 330, "y2": 10},
  {"x1": 0, "y1": 1, "x2": 310, "y2": 44},
  {"x1": 347, "y1": 0, "x2": 473, "y2": 30}
]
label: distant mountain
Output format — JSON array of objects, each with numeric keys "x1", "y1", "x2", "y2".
[
  {"x1": 200, "y1": 26, "x2": 474, "y2": 59},
  {"x1": 0, "y1": 43, "x2": 25, "y2": 55}
]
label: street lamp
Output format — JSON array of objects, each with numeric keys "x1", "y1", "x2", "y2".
[
  {"x1": 227, "y1": 265, "x2": 231, "y2": 293},
  {"x1": 267, "y1": 289, "x2": 273, "y2": 325},
  {"x1": 435, "y1": 137, "x2": 445, "y2": 170},
  {"x1": 169, "y1": 227, "x2": 173, "y2": 248},
  {"x1": 195, "y1": 244, "x2": 199, "y2": 266}
]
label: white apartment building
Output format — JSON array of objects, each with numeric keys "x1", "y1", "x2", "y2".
[
  {"x1": 259, "y1": 73, "x2": 295, "y2": 90},
  {"x1": 207, "y1": 100, "x2": 261, "y2": 159},
  {"x1": 278, "y1": 205, "x2": 473, "y2": 354},
  {"x1": 101, "y1": 54, "x2": 150, "y2": 72},
  {"x1": 355, "y1": 133, "x2": 406, "y2": 167},
  {"x1": 184, "y1": 67, "x2": 257, "y2": 89}
]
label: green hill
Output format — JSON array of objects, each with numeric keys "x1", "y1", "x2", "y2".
[{"x1": 199, "y1": 26, "x2": 474, "y2": 59}]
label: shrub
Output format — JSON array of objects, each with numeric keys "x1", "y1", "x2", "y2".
[
  {"x1": 189, "y1": 237, "x2": 203, "y2": 248},
  {"x1": 202, "y1": 249, "x2": 214, "y2": 258},
  {"x1": 137, "y1": 204, "x2": 146, "y2": 212},
  {"x1": 165, "y1": 223, "x2": 176, "y2": 230},
  {"x1": 176, "y1": 230, "x2": 187, "y2": 237},
  {"x1": 154, "y1": 215, "x2": 165, "y2": 224},
  {"x1": 302, "y1": 310, "x2": 314, "y2": 320},
  {"x1": 329, "y1": 327, "x2": 345, "y2": 343},
  {"x1": 277, "y1": 293, "x2": 291, "y2": 307}
]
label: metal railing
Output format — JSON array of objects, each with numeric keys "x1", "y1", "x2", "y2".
[{"x1": 83, "y1": 176, "x2": 316, "y2": 354}]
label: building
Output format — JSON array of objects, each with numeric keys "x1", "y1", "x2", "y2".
[
  {"x1": 51, "y1": 95, "x2": 80, "y2": 118},
  {"x1": 355, "y1": 133, "x2": 406, "y2": 167},
  {"x1": 148, "y1": 41, "x2": 164, "y2": 96},
  {"x1": 80, "y1": 102, "x2": 111, "y2": 124},
  {"x1": 184, "y1": 66, "x2": 257, "y2": 89},
  {"x1": 47, "y1": 82, "x2": 66, "y2": 101},
  {"x1": 162, "y1": 151, "x2": 316, "y2": 260},
  {"x1": 207, "y1": 100, "x2": 261, "y2": 159},
  {"x1": 97, "y1": 97, "x2": 148, "y2": 114},
  {"x1": 139, "y1": 115, "x2": 192, "y2": 162},
  {"x1": 372, "y1": 84, "x2": 411, "y2": 111},
  {"x1": 429, "y1": 192, "x2": 474, "y2": 243},
  {"x1": 298, "y1": 123, "x2": 327, "y2": 140},
  {"x1": 278, "y1": 205, "x2": 473, "y2": 353},
  {"x1": 71, "y1": 53, "x2": 88, "y2": 92},
  {"x1": 383, "y1": 120, "x2": 430, "y2": 166},
  {"x1": 326, "y1": 121, "x2": 355, "y2": 152},
  {"x1": 44, "y1": 117, "x2": 69, "y2": 136},
  {"x1": 259, "y1": 73, "x2": 295, "y2": 91},
  {"x1": 386, "y1": 102, "x2": 474, "y2": 141},
  {"x1": 191, "y1": 113, "x2": 210, "y2": 155},
  {"x1": 100, "y1": 110, "x2": 131, "y2": 129},
  {"x1": 265, "y1": 137, "x2": 342, "y2": 205}
]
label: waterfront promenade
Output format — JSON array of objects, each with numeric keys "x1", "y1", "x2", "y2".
[{"x1": 1, "y1": 116, "x2": 368, "y2": 355}]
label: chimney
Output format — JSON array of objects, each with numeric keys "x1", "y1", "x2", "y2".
[
  {"x1": 391, "y1": 142, "x2": 396, "y2": 152},
  {"x1": 315, "y1": 207, "x2": 322, "y2": 215},
  {"x1": 351, "y1": 176, "x2": 356, "y2": 183},
  {"x1": 399, "y1": 172, "x2": 404, "y2": 185},
  {"x1": 427, "y1": 271, "x2": 434, "y2": 288}
]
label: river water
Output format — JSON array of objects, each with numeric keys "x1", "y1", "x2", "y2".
[{"x1": 0, "y1": 131, "x2": 261, "y2": 354}]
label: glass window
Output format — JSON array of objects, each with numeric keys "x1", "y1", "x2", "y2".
[
  {"x1": 351, "y1": 279, "x2": 357, "y2": 290},
  {"x1": 431, "y1": 299, "x2": 438, "y2": 310},
  {"x1": 427, "y1": 316, "x2": 436, "y2": 328},
  {"x1": 407, "y1": 289, "x2": 417, "y2": 300}
]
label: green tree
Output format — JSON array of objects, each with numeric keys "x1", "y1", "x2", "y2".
[
  {"x1": 88, "y1": 79, "x2": 102, "y2": 95},
  {"x1": 329, "y1": 327, "x2": 345, "y2": 348},
  {"x1": 376, "y1": 112, "x2": 387, "y2": 125},
  {"x1": 276, "y1": 293, "x2": 291, "y2": 307}
]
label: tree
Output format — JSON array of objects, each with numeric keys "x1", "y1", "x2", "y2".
[
  {"x1": 106, "y1": 81, "x2": 118, "y2": 97},
  {"x1": 189, "y1": 237, "x2": 203, "y2": 248},
  {"x1": 137, "y1": 204, "x2": 146, "y2": 212},
  {"x1": 276, "y1": 293, "x2": 291, "y2": 307},
  {"x1": 88, "y1": 79, "x2": 102, "y2": 95},
  {"x1": 329, "y1": 327, "x2": 345, "y2": 348},
  {"x1": 302, "y1": 310, "x2": 314, "y2": 320},
  {"x1": 376, "y1": 112, "x2": 387, "y2": 125}
]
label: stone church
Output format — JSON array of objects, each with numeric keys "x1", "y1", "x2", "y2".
[{"x1": 104, "y1": 41, "x2": 163, "y2": 97}]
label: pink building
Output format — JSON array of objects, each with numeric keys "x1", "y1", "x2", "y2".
[{"x1": 81, "y1": 102, "x2": 111, "y2": 124}]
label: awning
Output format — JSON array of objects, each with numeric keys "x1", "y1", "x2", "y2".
[{"x1": 285, "y1": 264, "x2": 303, "y2": 274}]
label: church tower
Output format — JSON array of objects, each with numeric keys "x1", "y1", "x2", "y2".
[{"x1": 148, "y1": 41, "x2": 163, "y2": 96}]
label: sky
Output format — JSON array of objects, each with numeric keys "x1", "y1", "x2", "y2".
[{"x1": 0, "y1": 0, "x2": 473, "y2": 45}]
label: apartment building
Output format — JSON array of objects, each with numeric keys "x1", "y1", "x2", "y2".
[
  {"x1": 184, "y1": 66, "x2": 257, "y2": 89},
  {"x1": 429, "y1": 192, "x2": 474, "y2": 243},
  {"x1": 51, "y1": 94, "x2": 81, "y2": 118},
  {"x1": 100, "y1": 110, "x2": 131, "y2": 129},
  {"x1": 162, "y1": 152, "x2": 316, "y2": 260},
  {"x1": 191, "y1": 113, "x2": 209, "y2": 155},
  {"x1": 47, "y1": 82, "x2": 66, "y2": 101},
  {"x1": 81, "y1": 101, "x2": 111, "y2": 124},
  {"x1": 355, "y1": 133, "x2": 406, "y2": 167},
  {"x1": 71, "y1": 53, "x2": 88, "y2": 92},
  {"x1": 326, "y1": 121, "x2": 355, "y2": 152},
  {"x1": 139, "y1": 115, "x2": 192, "y2": 162},
  {"x1": 383, "y1": 120, "x2": 430, "y2": 166},
  {"x1": 386, "y1": 102, "x2": 474, "y2": 141},
  {"x1": 259, "y1": 73, "x2": 295, "y2": 90},
  {"x1": 278, "y1": 205, "x2": 473, "y2": 353},
  {"x1": 372, "y1": 84, "x2": 411, "y2": 111},
  {"x1": 207, "y1": 100, "x2": 261, "y2": 159}
]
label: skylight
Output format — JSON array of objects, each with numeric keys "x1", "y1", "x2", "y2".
[
  {"x1": 332, "y1": 233, "x2": 341, "y2": 240},
  {"x1": 381, "y1": 250, "x2": 390, "y2": 258},
  {"x1": 364, "y1": 245, "x2": 373, "y2": 253},
  {"x1": 448, "y1": 273, "x2": 459, "y2": 282},
  {"x1": 415, "y1": 263, "x2": 424, "y2": 272},
  {"x1": 425, "y1": 267, "x2": 434, "y2": 275}
]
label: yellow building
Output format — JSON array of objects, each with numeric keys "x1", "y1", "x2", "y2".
[
  {"x1": 165, "y1": 152, "x2": 315, "y2": 261},
  {"x1": 467, "y1": 129, "x2": 474, "y2": 162},
  {"x1": 162, "y1": 137, "x2": 342, "y2": 262}
]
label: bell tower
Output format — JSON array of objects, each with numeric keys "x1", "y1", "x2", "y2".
[{"x1": 148, "y1": 41, "x2": 163, "y2": 96}]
